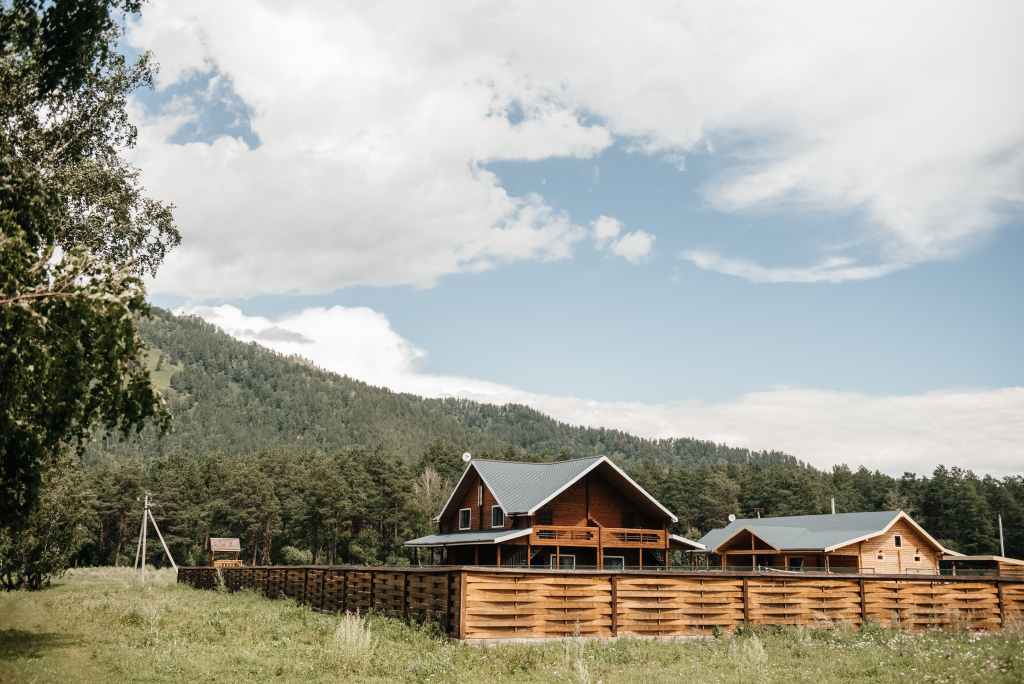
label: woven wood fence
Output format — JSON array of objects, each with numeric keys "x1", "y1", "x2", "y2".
[{"x1": 178, "y1": 566, "x2": 1024, "y2": 641}]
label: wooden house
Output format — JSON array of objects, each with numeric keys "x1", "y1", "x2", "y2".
[
  {"x1": 405, "y1": 456, "x2": 704, "y2": 568},
  {"x1": 207, "y1": 537, "x2": 243, "y2": 567},
  {"x1": 697, "y1": 511, "x2": 951, "y2": 573}
]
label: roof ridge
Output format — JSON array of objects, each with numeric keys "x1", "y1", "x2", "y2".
[{"x1": 472, "y1": 455, "x2": 605, "y2": 465}]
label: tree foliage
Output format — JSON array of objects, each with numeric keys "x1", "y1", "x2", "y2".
[
  {"x1": 0, "y1": 0, "x2": 177, "y2": 525},
  {"x1": 0, "y1": 449, "x2": 94, "y2": 590}
]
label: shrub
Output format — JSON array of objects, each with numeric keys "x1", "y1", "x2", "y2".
[{"x1": 279, "y1": 546, "x2": 312, "y2": 566}]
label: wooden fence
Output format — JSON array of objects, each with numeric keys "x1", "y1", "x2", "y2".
[{"x1": 178, "y1": 566, "x2": 1024, "y2": 641}]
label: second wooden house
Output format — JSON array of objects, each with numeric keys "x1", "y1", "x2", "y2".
[
  {"x1": 697, "y1": 510, "x2": 953, "y2": 573},
  {"x1": 405, "y1": 456, "x2": 704, "y2": 568}
]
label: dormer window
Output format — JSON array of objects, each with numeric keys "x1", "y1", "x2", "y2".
[
  {"x1": 894, "y1": 535, "x2": 902, "y2": 548},
  {"x1": 459, "y1": 509, "x2": 471, "y2": 530},
  {"x1": 491, "y1": 506, "x2": 504, "y2": 528}
]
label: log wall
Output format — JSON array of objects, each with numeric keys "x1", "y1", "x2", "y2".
[{"x1": 178, "y1": 566, "x2": 1024, "y2": 641}]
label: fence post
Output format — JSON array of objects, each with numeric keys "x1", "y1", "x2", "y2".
[
  {"x1": 459, "y1": 570, "x2": 468, "y2": 640},
  {"x1": 742, "y1": 577, "x2": 750, "y2": 623},
  {"x1": 997, "y1": 581, "x2": 1006, "y2": 627},
  {"x1": 610, "y1": 574, "x2": 618, "y2": 637},
  {"x1": 859, "y1": 578, "x2": 868, "y2": 626},
  {"x1": 445, "y1": 571, "x2": 452, "y2": 636},
  {"x1": 402, "y1": 571, "x2": 409, "y2": 619}
]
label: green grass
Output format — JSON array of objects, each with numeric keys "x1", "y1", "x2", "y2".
[{"x1": 1, "y1": 568, "x2": 1022, "y2": 683}]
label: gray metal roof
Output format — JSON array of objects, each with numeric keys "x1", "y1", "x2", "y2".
[
  {"x1": 475, "y1": 457, "x2": 603, "y2": 514},
  {"x1": 698, "y1": 511, "x2": 909, "y2": 552},
  {"x1": 405, "y1": 528, "x2": 532, "y2": 547},
  {"x1": 434, "y1": 456, "x2": 677, "y2": 523}
]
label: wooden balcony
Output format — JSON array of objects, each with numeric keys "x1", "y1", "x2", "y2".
[{"x1": 529, "y1": 525, "x2": 665, "y2": 548}]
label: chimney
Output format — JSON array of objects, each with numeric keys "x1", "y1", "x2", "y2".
[{"x1": 831, "y1": 498, "x2": 836, "y2": 515}]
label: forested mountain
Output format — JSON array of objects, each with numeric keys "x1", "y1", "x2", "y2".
[
  {"x1": 61, "y1": 309, "x2": 1023, "y2": 572},
  {"x1": 89, "y1": 308, "x2": 797, "y2": 469}
]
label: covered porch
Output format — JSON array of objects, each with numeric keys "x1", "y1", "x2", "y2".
[{"x1": 405, "y1": 528, "x2": 704, "y2": 569}]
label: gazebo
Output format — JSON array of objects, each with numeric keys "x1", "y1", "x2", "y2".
[{"x1": 206, "y1": 538, "x2": 243, "y2": 567}]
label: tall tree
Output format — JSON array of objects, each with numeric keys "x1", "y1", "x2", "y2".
[{"x1": 1, "y1": 0, "x2": 177, "y2": 526}]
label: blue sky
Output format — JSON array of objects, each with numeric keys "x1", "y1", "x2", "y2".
[{"x1": 129, "y1": 1, "x2": 1024, "y2": 475}]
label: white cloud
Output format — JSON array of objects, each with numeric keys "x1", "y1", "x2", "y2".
[
  {"x1": 610, "y1": 230, "x2": 656, "y2": 264},
  {"x1": 183, "y1": 305, "x2": 1024, "y2": 477},
  {"x1": 680, "y1": 251, "x2": 904, "y2": 284},
  {"x1": 130, "y1": 1, "x2": 1024, "y2": 297},
  {"x1": 590, "y1": 216, "x2": 656, "y2": 263},
  {"x1": 591, "y1": 216, "x2": 622, "y2": 249}
]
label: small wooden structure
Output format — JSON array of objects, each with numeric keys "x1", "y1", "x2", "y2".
[{"x1": 207, "y1": 537, "x2": 243, "y2": 568}]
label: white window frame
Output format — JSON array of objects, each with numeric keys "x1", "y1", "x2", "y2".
[
  {"x1": 459, "y1": 508, "x2": 472, "y2": 531},
  {"x1": 603, "y1": 555, "x2": 625, "y2": 570},
  {"x1": 491, "y1": 506, "x2": 504, "y2": 529},
  {"x1": 550, "y1": 554, "x2": 576, "y2": 569},
  {"x1": 894, "y1": 534, "x2": 902, "y2": 548}
]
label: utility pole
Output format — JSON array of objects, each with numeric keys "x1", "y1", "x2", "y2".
[
  {"x1": 132, "y1": 492, "x2": 178, "y2": 584},
  {"x1": 999, "y1": 513, "x2": 1005, "y2": 557}
]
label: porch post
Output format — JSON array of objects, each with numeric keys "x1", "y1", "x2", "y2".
[
  {"x1": 664, "y1": 522, "x2": 670, "y2": 569},
  {"x1": 496, "y1": 544, "x2": 501, "y2": 567},
  {"x1": 474, "y1": 546, "x2": 479, "y2": 566},
  {"x1": 527, "y1": 542, "x2": 531, "y2": 568}
]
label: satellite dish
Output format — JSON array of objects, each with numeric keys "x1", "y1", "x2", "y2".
[
  {"x1": 462, "y1": 452, "x2": 472, "y2": 462},
  {"x1": 728, "y1": 514, "x2": 736, "y2": 522}
]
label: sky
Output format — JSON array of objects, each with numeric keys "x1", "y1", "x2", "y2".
[{"x1": 125, "y1": 1, "x2": 1024, "y2": 477}]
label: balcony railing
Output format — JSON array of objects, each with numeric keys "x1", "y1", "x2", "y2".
[{"x1": 530, "y1": 525, "x2": 665, "y2": 547}]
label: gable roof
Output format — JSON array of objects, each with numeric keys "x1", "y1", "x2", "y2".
[
  {"x1": 698, "y1": 511, "x2": 949, "y2": 554},
  {"x1": 207, "y1": 538, "x2": 241, "y2": 553},
  {"x1": 435, "y1": 456, "x2": 678, "y2": 523}
]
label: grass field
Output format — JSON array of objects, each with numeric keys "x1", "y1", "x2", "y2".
[{"x1": 1, "y1": 568, "x2": 1022, "y2": 683}]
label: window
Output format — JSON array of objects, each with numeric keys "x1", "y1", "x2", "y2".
[
  {"x1": 459, "y1": 509, "x2": 471, "y2": 530},
  {"x1": 491, "y1": 506, "x2": 504, "y2": 528},
  {"x1": 537, "y1": 508, "x2": 553, "y2": 526},
  {"x1": 788, "y1": 557, "x2": 803, "y2": 570},
  {"x1": 621, "y1": 511, "x2": 636, "y2": 528},
  {"x1": 914, "y1": 554, "x2": 922, "y2": 563},
  {"x1": 894, "y1": 534, "x2": 902, "y2": 548},
  {"x1": 603, "y1": 556, "x2": 625, "y2": 570},
  {"x1": 550, "y1": 554, "x2": 575, "y2": 569}
]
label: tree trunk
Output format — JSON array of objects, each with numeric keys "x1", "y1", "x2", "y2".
[{"x1": 114, "y1": 529, "x2": 123, "y2": 567}]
